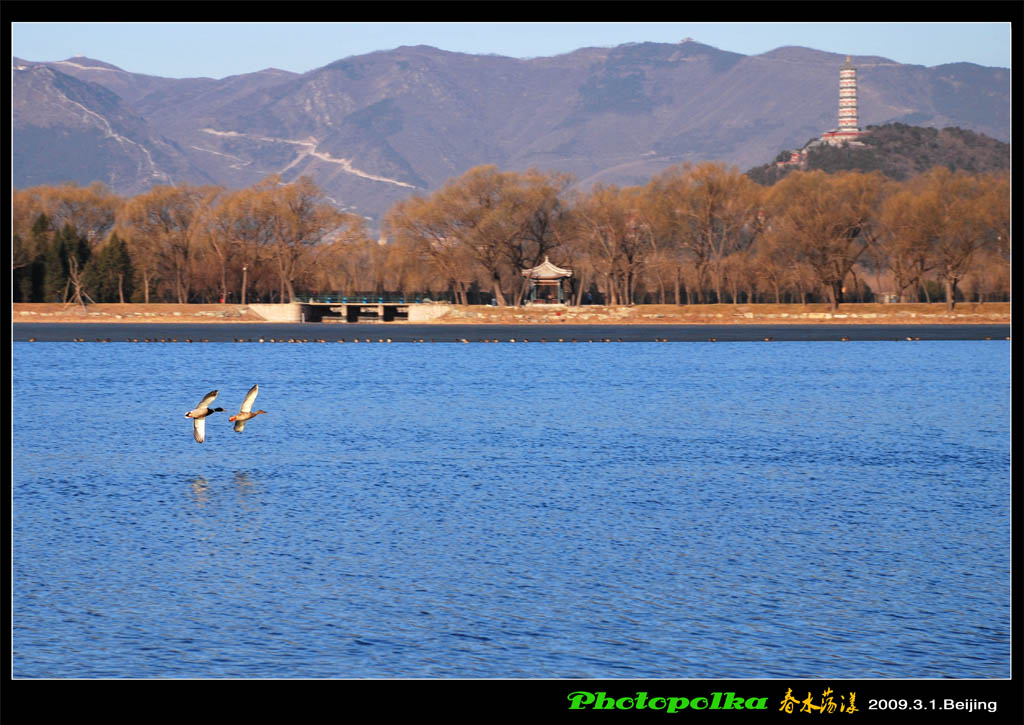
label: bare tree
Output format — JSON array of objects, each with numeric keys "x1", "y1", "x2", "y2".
[
  {"x1": 383, "y1": 166, "x2": 573, "y2": 306},
  {"x1": 645, "y1": 163, "x2": 764, "y2": 304},
  {"x1": 749, "y1": 230, "x2": 793, "y2": 304},
  {"x1": 572, "y1": 185, "x2": 653, "y2": 305},
  {"x1": 118, "y1": 184, "x2": 220, "y2": 303},
  {"x1": 877, "y1": 181, "x2": 938, "y2": 301},
  {"x1": 65, "y1": 255, "x2": 95, "y2": 310},
  {"x1": 501, "y1": 169, "x2": 575, "y2": 305},
  {"x1": 42, "y1": 182, "x2": 122, "y2": 247},
  {"x1": 384, "y1": 193, "x2": 478, "y2": 304},
  {"x1": 767, "y1": 170, "x2": 884, "y2": 311},
  {"x1": 922, "y1": 169, "x2": 999, "y2": 311}
]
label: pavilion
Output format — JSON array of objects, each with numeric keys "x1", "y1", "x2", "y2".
[{"x1": 522, "y1": 256, "x2": 573, "y2": 304}]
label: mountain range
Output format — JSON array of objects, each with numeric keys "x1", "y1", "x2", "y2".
[{"x1": 12, "y1": 41, "x2": 1011, "y2": 224}]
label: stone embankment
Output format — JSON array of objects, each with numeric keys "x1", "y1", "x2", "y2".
[
  {"x1": 428, "y1": 302, "x2": 1010, "y2": 325},
  {"x1": 13, "y1": 303, "x2": 267, "y2": 323},
  {"x1": 12, "y1": 301, "x2": 1010, "y2": 325}
]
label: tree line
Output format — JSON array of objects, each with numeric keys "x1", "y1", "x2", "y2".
[{"x1": 12, "y1": 163, "x2": 1009, "y2": 312}]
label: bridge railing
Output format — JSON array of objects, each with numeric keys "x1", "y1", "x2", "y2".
[{"x1": 304, "y1": 295, "x2": 435, "y2": 304}]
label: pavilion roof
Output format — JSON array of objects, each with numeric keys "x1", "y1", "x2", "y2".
[{"x1": 522, "y1": 256, "x2": 573, "y2": 279}]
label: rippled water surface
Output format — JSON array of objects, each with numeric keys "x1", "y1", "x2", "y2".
[{"x1": 12, "y1": 340, "x2": 1010, "y2": 678}]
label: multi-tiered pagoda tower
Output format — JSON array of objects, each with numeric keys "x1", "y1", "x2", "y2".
[{"x1": 821, "y1": 56, "x2": 863, "y2": 145}]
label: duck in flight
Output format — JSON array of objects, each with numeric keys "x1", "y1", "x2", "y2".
[
  {"x1": 229, "y1": 384, "x2": 267, "y2": 432},
  {"x1": 185, "y1": 390, "x2": 225, "y2": 444}
]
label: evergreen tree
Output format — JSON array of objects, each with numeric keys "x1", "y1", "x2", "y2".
[
  {"x1": 109, "y1": 235, "x2": 134, "y2": 303},
  {"x1": 26, "y1": 257, "x2": 47, "y2": 301},
  {"x1": 43, "y1": 228, "x2": 71, "y2": 302},
  {"x1": 14, "y1": 243, "x2": 47, "y2": 303},
  {"x1": 31, "y1": 212, "x2": 51, "y2": 245},
  {"x1": 13, "y1": 214, "x2": 52, "y2": 301},
  {"x1": 82, "y1": 247, "x2": 110, "y2": 302},
  {"x1": 43, "y1": 224, "x2": 90, "y2": 302},
  {"x1": 14, "y1": 234, "x2": 28, "y2": 302},
  {"x1": 83, "y1": 234, "x2": 134, "y2": 302}
]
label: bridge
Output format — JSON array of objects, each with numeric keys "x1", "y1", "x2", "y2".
[
  {"x1": 248, "y1": 298, "x2": 449, "y2": 323},
  {"x1": 313, "y1": 300, "x2": 408, "y2": 323}
]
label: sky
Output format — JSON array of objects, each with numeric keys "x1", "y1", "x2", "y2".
[{"x1": 10, "y1": 22, "x2": 1013, "y2": 80}]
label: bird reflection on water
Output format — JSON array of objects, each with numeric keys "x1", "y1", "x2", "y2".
[
  {"x1": 189, "y1": 476, "x2": 211, "y2": 506},
  {"x1": 187, "y1": 472, "x2": 260, "y2": 509}
]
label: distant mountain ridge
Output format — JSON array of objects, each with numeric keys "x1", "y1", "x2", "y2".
[
  {"x1": 12, "y1": 62, "x2": 215, "y2": 193},
  {"x1": 13, "y1": 42, "x2": 1010, "y2": 222}
]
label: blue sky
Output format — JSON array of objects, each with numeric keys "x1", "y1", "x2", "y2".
[{"x1": 11, "y1": 22, "x2": 1012, "y2": 79}]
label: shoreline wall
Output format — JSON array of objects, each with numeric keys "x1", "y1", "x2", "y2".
[
  {"x1": 246, "y1": 303, "x2": 302, "y2": 322},
  {"x1": 11, "y1": 302, "x2": 1010, "y2": 325}
]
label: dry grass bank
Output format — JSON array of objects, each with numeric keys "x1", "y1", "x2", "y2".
[
  {"x1": 430, "y1": 302, "x2": 1010, "y2": 325},
  {"x1": 12, "y1": 303, "x2": 267, "y2": 323},
  {"x1": 12, "y1": 301, "x2": 1010, "y2": 325}
]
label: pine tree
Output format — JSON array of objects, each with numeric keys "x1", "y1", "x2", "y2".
[
  {"x1": 83, "y1": 233, "x2": 134, "y2": 302},
  {"x1": 82, "y1": 246, "x2": 111, "y2": 302},
  {"x1": 31, "y1": 213, "x2": 50, "y2": 244},
  {"x1": 67, "y1": 229, "x2": 93, "y2": 307},
  {"x1": 14, "y1": 234, "x2": 29, "y2": 302},
  {"x1": 14, "y1": 214, "x2": 51, "y2": 302},
  {"x1": 43, "y1": 224, "x2": 91, "y2": 303},
  {"x1": 43, "y1": 227, "x2": 71, "y2": 302},
  {"x1": 109, "y1": 234, "x2": 134, "y2": 303}
]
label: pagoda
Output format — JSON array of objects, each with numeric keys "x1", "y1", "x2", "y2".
[{"x1": 820, "y1": 56, "x2": 864, "y2": 146}]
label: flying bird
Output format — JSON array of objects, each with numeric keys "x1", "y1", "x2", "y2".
[
  {"x1": 229, "y1": 384, "x2": 267, "y2": 433},
  {"x1": 185, "y1": 390, "x2": 225, "y2": 444}
]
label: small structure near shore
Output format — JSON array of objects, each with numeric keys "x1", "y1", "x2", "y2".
[{"x1": 522, "y1": 256, "x2": 573, "y2": 305}]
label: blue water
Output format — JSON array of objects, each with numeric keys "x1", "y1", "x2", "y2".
[{"x1": 12, "y1": 340, "x2": 1011, "y2": 678}]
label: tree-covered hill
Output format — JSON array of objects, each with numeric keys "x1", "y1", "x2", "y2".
[{"x1": 746, "y1": 123, "x2": 1010, "y2": 185}]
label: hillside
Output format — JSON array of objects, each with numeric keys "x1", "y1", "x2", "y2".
[
  {"x1": 13, "y1": 43, "x2": 1010, "y2": 223},
  {"x1": 11, "y1": 63, "x2": 214, "y2": 193},
  {"x1": 746, "y1": 123, "x2": 1010, "y2": 184}
]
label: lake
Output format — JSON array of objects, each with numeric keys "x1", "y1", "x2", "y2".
[{"x1": 11, "y1": 337, "x2": 1010, "y2": 679}]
